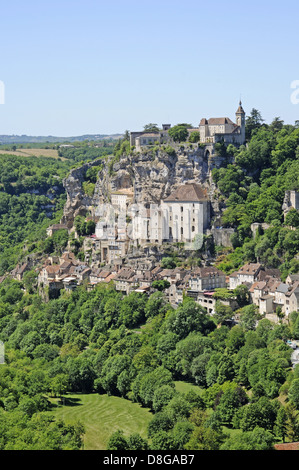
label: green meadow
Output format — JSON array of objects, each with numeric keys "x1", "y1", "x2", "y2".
[{"x1": 48, "y1": 393, "x2": 153, "y2": 450}]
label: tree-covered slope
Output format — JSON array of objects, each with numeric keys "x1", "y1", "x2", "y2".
[{"x1": 212, "y1": 114, "x2": 299, "y2": 278}]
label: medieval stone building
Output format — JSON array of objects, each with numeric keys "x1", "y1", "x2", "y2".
[{"x1": 199, "y1": 101, "x2": 246, "y2": 145}]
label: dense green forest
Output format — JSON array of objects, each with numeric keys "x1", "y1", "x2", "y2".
[
  {"x1": 0, "y1": 154, "x2": 70, "y2": 275},
  {"x1": 212, "y1": 113, "x2": 299, "y2": 279},
  {"x1": 0, "y1": 141, "x2": 115, "y2": 275},
  {"x1": 1, "y1": 120, "x2": 299, "y2": 450},
  {"x1": 1, "y1": 278, "x2": 299, "y2": 450}
]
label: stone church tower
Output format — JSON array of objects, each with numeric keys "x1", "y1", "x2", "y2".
[{"x1": 235, "y1": 100, "x2": 246, "y2": 144}]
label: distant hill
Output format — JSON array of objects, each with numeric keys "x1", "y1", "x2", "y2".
[{"x1": 0, "y1": 133, "x2": 123, "y2": 144}]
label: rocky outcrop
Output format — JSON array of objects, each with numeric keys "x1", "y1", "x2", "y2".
[
  {"x1": 61, "y1": 159, "x2": 104, "y2": 228},
  {"x1": 282, "y1": 190, "x2": 299, "y2": 217},
  {"x1": 61, "y1": 146, "x2": 225, "y2": 228}
]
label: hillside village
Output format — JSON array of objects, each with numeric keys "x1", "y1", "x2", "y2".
[
  {"x1": 6, "y1": 102, "x2": 299, "y2": 327},
  {"x1": 2, "y1": 102, "x2": 299, "y2": 453}
]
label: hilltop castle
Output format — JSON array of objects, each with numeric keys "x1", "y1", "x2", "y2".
[
  {"x1": 199, "y1": 101, "x2": 245, "y2": 145},
  {"x1": 130, "y1": 101, "x2": 246, "y2": 151}
]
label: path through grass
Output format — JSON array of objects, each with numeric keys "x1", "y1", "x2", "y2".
[{"x1": 48, "y1": 393, "x2": 152, "y2": 450}]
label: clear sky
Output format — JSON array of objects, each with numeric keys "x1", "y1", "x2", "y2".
[{"x1": 0, "y1": 0, "x2": 298, "y2": 136}]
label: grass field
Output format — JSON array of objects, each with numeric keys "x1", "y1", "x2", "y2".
[
  {"x1": 0, "y1": 148, "x2": 62, "y2": 159},
  {"x1": 174, "y1": 380, "x2": 203, "y2": 395},
  {"x1": 47, "y1": 393, "x2": 153, "y2": 450}
]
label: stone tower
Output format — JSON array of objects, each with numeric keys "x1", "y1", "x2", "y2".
[{"x1": 235, "y1": 101, "x2": 246, "y2": 144}]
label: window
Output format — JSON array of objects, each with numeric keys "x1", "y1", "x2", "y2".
[{"x1": 181, "y1": 206, "x2": 183, "y2": 212}]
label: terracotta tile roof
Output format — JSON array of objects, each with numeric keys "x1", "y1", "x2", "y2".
[
  {"x1": 17, "y1": 263, "x2": 29, "y2": 274},
  {"x1": 274, "y1": 442, "x2": 299, "y2": 450},
  {"x1": 257, "y1": 268, "x2": 281, "y2": 281},
  {"x1": 114, "y1": 267, "x2": 136, "y2": 281},
  {"x1": 164, "y1": 183, "x2": 208, "y2": 202},
  {"x1": 286, "y1": 280, "x2": 299, "y2": 297},
  {"x1": 229, "y1": 271, "x2": 239, "y2": 278},
  {"x1": 45, "y1": 265, "x2": 60, "y2": 274},
  {"x1": 267, "y1": 280, "x2": 284, "y2": 293},
  {"x1": 98, "y1": 270, "x2": 113, "y2": 278},
  {"x1": 238, "y1": 263, "x2": 263, "y2": 275},
  {"x1": 249, "y1": 281, "x2": 267, "y2": 292},
  {"x1": 103, "y1": 273, "x2": 116, "y2": 283}
]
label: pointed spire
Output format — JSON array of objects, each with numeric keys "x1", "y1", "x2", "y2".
[{"x1": 236, "y1": 100, "x2": 245, "y2": 114}]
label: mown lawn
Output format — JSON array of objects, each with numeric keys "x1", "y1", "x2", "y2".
[
  {"x1": 174, "y1": 380, "x2": 203, "y2": 395},
  {"x1": 47, "y1": 393, "x2": 153, "y2": 450}
]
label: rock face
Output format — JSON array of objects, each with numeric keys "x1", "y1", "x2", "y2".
[
  {"x1": 61, "y1": 159, "x2": 103, "y2": 228},
  {"x1": 61, "y1": 146, "x2": 224, "y2": 228},
  {"x1": 282, "y1": 190, "x2": 299, "y2": 217}
]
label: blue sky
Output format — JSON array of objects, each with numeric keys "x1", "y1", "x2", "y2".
[{"x1": 0, "y1": 0, "x2": 298, "y2": 135}]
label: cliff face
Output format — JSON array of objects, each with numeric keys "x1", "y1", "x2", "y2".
[
  {"x1": 61, "y1": 146, "x2": 218, "y2": 227},
  {"x1": 61, "y1": 159, "x2": 102, "y2": 227}
]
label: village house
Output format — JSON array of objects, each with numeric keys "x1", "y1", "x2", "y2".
[
  {"x1": 113, "y1": 267, "x2": 139, "y2": 295},
  {"x1": 285, "y1": 281, "x2": 299, "y2": 316},
  {"x1": 230, "y1": 261, "x2": 299, "y2": 320},
  {"x1": 249, "y1": 275, "x2": 299, "y2": 319},
  {"x1": 111, "y1": 189, "x2": 134, "y2": 213},
  {"x1": 130, "y1": 124, "x2": 171, "y2": 151},
  {"x1": 37, "y1": 251, "x2": 90, "y2": 296},
  {"x1": 229, "y1": 263, "x2": 263, "y2": 289},
  {"x1": 89, "y1": 268, "x2": 116, "y2": 286},
  {"x1": 188, "y1": 266, "x2": 226, "y2": 292},
  {"x1": 11, "y1": 262, "x2": 30, "y2": 281}
]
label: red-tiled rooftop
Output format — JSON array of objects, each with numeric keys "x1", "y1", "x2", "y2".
[
  {"x1": 164, "y1": 183, "x2": 208, "y2": 202},
  {"x1": 274, "y1": 442, "x2": 299, "y2": 450}
]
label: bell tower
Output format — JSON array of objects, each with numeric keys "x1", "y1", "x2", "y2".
[{"x1": 235, "y1": 100, "x2": 246, "y2": 144}]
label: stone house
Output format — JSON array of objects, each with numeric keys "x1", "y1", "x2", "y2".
[
  {"x1": 11, "y1": 262, "x2": 30, "y2": 281},
  {"x1": 113, "y1": 267, "x2": 139, "y2": 295},
  {"x1": 249, "y1": 281, "x2": 268, "y2": 306},
  {"x1": 199, "y1": 102, "x2": 245, "y2": 145},
  {"x1": 249, "y1": 272, "x2": 299, "y2": 319},
  {"x1": 229, "y1": 263, "x2": 263, "y2": 289},
  {"x1": 286, "y1": 274, "x2": 299, "y2": 286},
  {"x1": 285, "y1": 281, "x2": 299, "y2": 316},
  {"x1": 111, "y1": 190, "x2": 134, "y2": 213},
  {"x1": 89, "y1": 268, "x2": 116, "y2": 285},
  {"x1": 130, "y1": 124, "x2": 171, "y2": 150},
  {"x1": 37, "y1": 251, "x2": 89, "y2": 293},
  {"x1": 188, "y1": 266, "x2": 226, "y2": 292},
  {"x1": 259, "y1": 295, "x2": 274, "y2": 315}
]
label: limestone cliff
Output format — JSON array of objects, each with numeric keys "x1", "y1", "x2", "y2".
[
  {"x1": 61, "y1": 145, "x2": 223, "y2": 228},
  {"x1": 60, "y1": 159, "x2": 102, "y2": 228}
]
